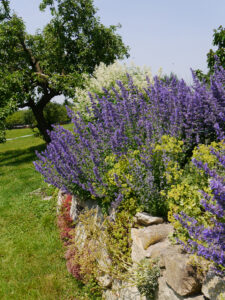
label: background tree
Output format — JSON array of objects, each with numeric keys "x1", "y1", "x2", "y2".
[
  {"x1": 0, "y1": 0, "x2": 129, "y2": 142},
  {"x1": 196, "y1": 25, "x2": 225, "y2": 81}
]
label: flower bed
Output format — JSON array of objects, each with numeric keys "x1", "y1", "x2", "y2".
[{"x1": 35, "y1": 63, "x2": 225, "y2": 295}]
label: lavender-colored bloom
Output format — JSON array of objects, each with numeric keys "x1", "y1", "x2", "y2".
[{"x1": 175, "y1": 147, "x2": 225, "y2": 275}]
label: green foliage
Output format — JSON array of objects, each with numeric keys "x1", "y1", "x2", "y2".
[
  {"x1": 24, "y1": 109, "x2": 36, "y2": 126},
  {"x1": 196, "y1": 25, "x2": 225, "y2": 80},
  {"x1": 5, "y1": 110, "x2": 27, "y2": 128},
  {"x1": 135, "y1": 259, "x2": 160, "y2": 299},
  {"x1": 138, "y1": 135, "x2": 185, "y2": 216},
  {"x1": 207, "y1": 25, "x2": 225, "y2": 72},
  {"x1": 105, "y1": 210, "x2": 133, "y2": 272},
  {"x1": 96, "y1": 136, "x2": 185, "y2": 218},
  {"x1": 5, "y1": 103, "x2": 70, "y2": 129},
  {"x1": 167, "y1": 141, "x2": 225, "y2": 241},
  {"x1": 98, "y1": 151, "x2": 142, "y2": 215},
  {"x1": 77, "y1": 278, "x2": 102, "y2": 300},
  {"x1": 43, "y1": 102, "x2": 70, "y2": 126},
  {"x1": 0, "y1": 0, "x2": 129, "y2": 141}
]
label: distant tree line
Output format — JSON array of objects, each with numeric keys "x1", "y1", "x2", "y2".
[{"x1": 5, "y1": 102, "x2": 70, "y2": 129}]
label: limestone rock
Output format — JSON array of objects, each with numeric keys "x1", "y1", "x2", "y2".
[
  {"x1": 186, "y1": 296, "x2": 205, "y2": 300},
  {"x1": 70, "y1": 195, "x2": 103, "y2": 222},
  {"x1": 97, "y1": 273, "x2": 112, "y2": 288},
  {"x1": 145, "y1": 240, "x2": 174, "y2": 267},
  {"x1": 156, "y1": 276, "x2": 183, "y2": 300},
  {"x1": 164, "y1": 252, "x2": 202, "y2": 296},
  {"x1": 57, "y1": 189, "x2": 66, "y2": 213},
  {"x1": 202, "y1": 272, "x2": 225, "y2": 300},
  {"x1": 131, "y1": 228, "x2": 147, "y2": 263},
  {"x1": 134, "y1": 223, "x2": 173, "y2": 250},
  {"x1": 135, "y1": 212, "x2": 164, "y2": 226},
  {"x1": 103, "y1": 280, "x2": 147, "y2": 300}
]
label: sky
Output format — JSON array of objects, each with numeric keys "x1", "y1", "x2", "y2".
[{"x1": 10, "y1": 0, "x2": 225, "y2": 83}]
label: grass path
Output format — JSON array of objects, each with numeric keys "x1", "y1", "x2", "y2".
[{"x1": 0, "y1": 131, "x2": 82, "y2": 300}]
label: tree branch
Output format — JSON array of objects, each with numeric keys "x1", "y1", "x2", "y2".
[
  {"x1": 19, "y1": 37, "x2": 42, "y2": 74},
  {"x1": 37, "y1": 90, "x2": 59, "y2": 110}
]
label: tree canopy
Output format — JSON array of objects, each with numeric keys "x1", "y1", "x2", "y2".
[
  {"x1": 196, "y1": 25, "x2": 225, "y2": 81},
  {"x1": 0, "y1": 0, "x2": 129, "y2": 142}
]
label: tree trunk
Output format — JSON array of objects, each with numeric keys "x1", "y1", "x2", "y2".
[{"x1": 30, "y1": 105, "x2": 52, "y2": 143}]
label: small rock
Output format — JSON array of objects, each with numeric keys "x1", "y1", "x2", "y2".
[
  {"x1": 97, "y1": 273, "x2": 112, "y2": 288},
  {"x1": 43, "y1": 196, "x2": 52, "y2": 201},
  {"x1": 57, "y1": 189, "x2": 66, "y2": 213},
  {"x1": 135, "y1": 212, "x2": 164, "y2": 226},
  {"x1": 202, "y1": 272, "x2": 225, "y2": 300},
  {"x1": 164, "y1": 252, "x2": 202, "y2": 296}
]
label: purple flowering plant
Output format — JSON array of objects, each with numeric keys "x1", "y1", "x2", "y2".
[
  {"x1": 34, "y1": 63, "x2": 225, "y2": 216},
  {"x1": 175, "y1": 148, "x2": 225, "y2": 275}
]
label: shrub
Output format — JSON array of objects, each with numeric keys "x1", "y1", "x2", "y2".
[
  {"x1": 5, "y1": 110, "x2": 27, "y2": 128},
  {"x1": 57, "y1": 194, "x2": 75, "y2": 244},
  {"x1": 175, "y1": 146, "x2": 225, "y2": 275},
  {"x1": 135, "y1": 259, "x2": 160, "y2": 299},
  {"x1": 73, "y1": 61, "x2": 154, "y2": 117},
  {"x1": 43, "y1": 102, "x2": 70, "y2": 126},
  {"x1": 168, "y1": 141, "x2": 225, "y2": 242},
  {"x1": 104, "y1": 210, "x2": 133, "y2": 271}
]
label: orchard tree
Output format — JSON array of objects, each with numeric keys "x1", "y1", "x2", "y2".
[{"x1": 0, "y1": 0, "x2": 129, "y2": 142}]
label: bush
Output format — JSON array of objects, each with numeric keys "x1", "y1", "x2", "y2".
[
  {"x1": 5, "y1": 110, "x2": 27, "y2": 128},
  {"x1": 175, "y1": 145, "x2": 225, "y2": 275},
  {"x1": 135, "y1": 259, "x2": 160, "y2": 299},
  {"x1": 167, "y1": 141, "x2": 225, "y2": 242},
  {"x1": 43, "y1": 102, "x2": 70, "y2": 126},
  {"x1": 73, "y1": 61, "x2": 154, "y2": 117}
]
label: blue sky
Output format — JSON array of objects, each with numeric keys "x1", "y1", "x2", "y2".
[{"x1": 10, "y1": 0, "x2": 225, "y2": 82}]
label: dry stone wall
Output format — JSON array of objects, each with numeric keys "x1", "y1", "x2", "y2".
[{"x1": 59, "y1": 191, "x2": 225, "y2": 300}]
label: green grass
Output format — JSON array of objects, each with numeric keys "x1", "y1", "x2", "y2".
[
  {"x1": 0, "y1": 130, "x2": 85, "y2": 300},
  {"x1": 6, "y1": 127, "x2": 36, "y2": 139},
  {"x1": 6, "y1": 123, "x2": 73, "y2": 140}
]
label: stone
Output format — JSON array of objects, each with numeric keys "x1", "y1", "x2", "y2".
[
  {"x1": 164, "y1": 251, "x2": 202, "y2": 296},
  {"x1": 145, "y1": 239, "x2": 171, "y2": 267},
  {"x1": 103, "y1": 280, "x2": 147, "y2": 300},
  {"x1": 133, "y1": 223, "x2": 173, "y2": 250},
  {"x1": 131, "y1": 228, "x2": 147, "y2": 263},
  {"x1": 135, "y1": 212, "x2": 164, "y2": 226},
  {"x1": 156, "y1": 276, "x2": 183, "y2": 300},
  {"x1": 186, "y1": 296, "x2": 205, "y2": 300},
  {"x1": 57, "y1": 189, "x2": 66, "y2": 213},
  {"x1": 97, "y1": 273, "x2": 112, "y2": 288},
  {"x1": 202, "y1": 272, "x2": 225, "y2": 300},
  {"x1": 43, "y1": 196, "x2": 52, "y2": 201},
  {"x1": 131, "y1": 225, "x2": 174, "y2": 263},
  {"x1": 70, "y1": 195, "x2": 103, "y2": 222}
]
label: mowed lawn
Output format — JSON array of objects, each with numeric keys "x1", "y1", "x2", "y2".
[{"x1": 0, "y1": 128, "x2": 82, "y2": 300}]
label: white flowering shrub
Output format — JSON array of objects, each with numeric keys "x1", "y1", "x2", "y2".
[{"x1": 73, "y1": 61, "x2": 154, "y2": 116}]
